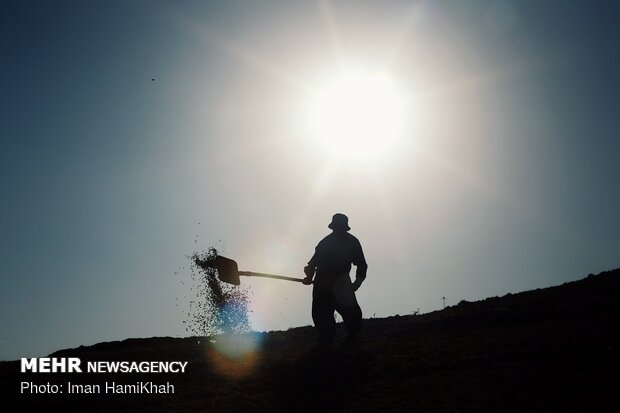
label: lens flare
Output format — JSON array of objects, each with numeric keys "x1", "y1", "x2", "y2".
[{"x1": 207, "y1": 333, "x2": 264, "y2": 379}]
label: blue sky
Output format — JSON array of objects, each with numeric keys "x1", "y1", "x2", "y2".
[{"x1": 1, "y1": 0, "x2": 619, "y2": 360}]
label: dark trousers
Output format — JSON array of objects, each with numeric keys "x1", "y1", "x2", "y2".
[{"x1": 312, "y1": 276, "x2": 362, "y2": 347}]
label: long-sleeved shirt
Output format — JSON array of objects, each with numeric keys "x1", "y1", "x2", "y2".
[{"x1": 307, "y1": 231, "x2": 368, "y2": 288}]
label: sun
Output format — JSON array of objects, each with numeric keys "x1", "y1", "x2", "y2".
[{"x1": 307, "y1": 71, "x2": 405, "y2": 162}]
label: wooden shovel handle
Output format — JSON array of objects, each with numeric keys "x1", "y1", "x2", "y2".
[{"x1": 238, "y1": 271, "x2": 306, "y2": 283}]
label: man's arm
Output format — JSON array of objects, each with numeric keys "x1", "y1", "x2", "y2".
[
  {"x1": 351, "y1": 238, "x2": 367, "y2": 291},
  {"x1": 303, "y1": 247, "x2": 319, "y2": 285},
  {"x1": 351, "y1": 263, "x2": 367, "y2": 291}
]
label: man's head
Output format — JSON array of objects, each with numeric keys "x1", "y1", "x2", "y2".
[{"x1": 328, "y1": 213, "x2": 351, "y2": 232}]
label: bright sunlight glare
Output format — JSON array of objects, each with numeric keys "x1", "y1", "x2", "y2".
[{"x1": 308, "y1": 72, "x2": 405, "y2": 162}]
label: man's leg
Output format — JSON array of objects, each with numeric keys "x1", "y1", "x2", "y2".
[
  {"x1": 333, "y1": 276, "x2": 363, "y2": 340},
  {"x1": 312, "y1": 287, "x2": 336, "y2": 349}
]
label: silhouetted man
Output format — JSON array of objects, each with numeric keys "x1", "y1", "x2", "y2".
[{"x1": 303, "y1": 213, "x2": 368, "y2": 350}]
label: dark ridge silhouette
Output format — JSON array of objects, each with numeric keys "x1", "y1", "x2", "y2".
[{"x1": 2, "y1": 268, "x2": 619, "y2": 412}]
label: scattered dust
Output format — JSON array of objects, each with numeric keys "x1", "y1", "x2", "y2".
[{"x1": 183, "y1": 247, "x2": 252, "y2": 336}]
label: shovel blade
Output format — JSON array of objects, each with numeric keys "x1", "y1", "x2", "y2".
[{"x1": 215, "y1": 256, "x2": 241, "y2": 285}]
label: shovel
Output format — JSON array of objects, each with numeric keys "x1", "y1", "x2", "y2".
[{"x1": 215, "y1": 255, "x2": 307, "y2": 286}]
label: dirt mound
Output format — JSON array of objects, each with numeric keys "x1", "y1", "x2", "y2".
[{"x1": 2, "y1": 268, "x2": 619, "y2": 412}]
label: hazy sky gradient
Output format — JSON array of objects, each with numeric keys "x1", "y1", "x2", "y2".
[{"x1": 1, "y1": 0, "x2": 619, "y2": 360}]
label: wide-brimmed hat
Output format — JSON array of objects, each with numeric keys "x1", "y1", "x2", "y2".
[{"x1": 328, "y1": 213, "x2": 351, "y2": 231}]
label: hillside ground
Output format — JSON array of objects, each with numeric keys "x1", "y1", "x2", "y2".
[{"x1": 2, "y1": 269, "x2": 619, "y2": 412}]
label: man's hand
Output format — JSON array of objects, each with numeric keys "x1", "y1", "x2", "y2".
[
  {"x1": 302, "y1": 265, "x2": 314, "y2": 285},
  {"x1": 352, "y1": 278, "x2": 363, "y2": 292}
]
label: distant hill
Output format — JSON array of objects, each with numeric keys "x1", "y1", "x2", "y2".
[{"x1": 2, "y1": 269, "x2": 619, "y2": 412}]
